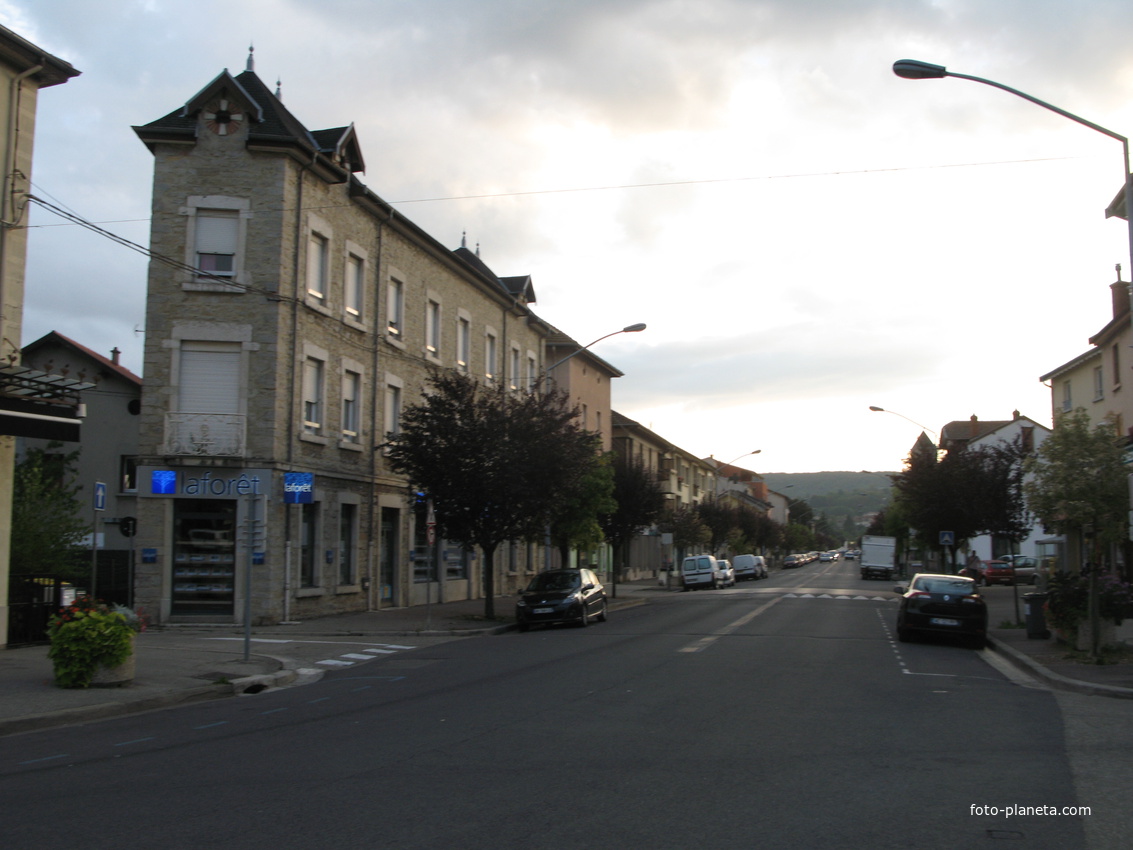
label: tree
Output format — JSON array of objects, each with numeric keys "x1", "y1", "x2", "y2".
[
  {"x1": 598, "y1": 452, "x2": 666, "y2": 579},
  {"x1": 658, "y1": 503, "x2": 709, "y2": 559},
  {"x1": 549, "y1": 451, "x2": 617, "y2": 569},
  {"x1": 1024, "y1": 409, "x2": 1128, "y2": 552},
  {"x1": 11, "y1": 445, "x2": 90, "y2": 579},
  {"x1": 696, "y1": 500, "x2": 738, "y2": 553},
  {"x1": 385, "y1": 372, "x2": 600, "y2": 618}
]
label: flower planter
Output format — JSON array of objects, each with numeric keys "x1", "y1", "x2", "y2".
[
  {"x1": 89, "y1": 637, "x2": 136, "y2": 687},
  {"x1": 1076, "y1": 619, "x2": 1117, "y2": 652}
]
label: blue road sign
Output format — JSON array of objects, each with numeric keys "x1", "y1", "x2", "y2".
[
  {"x1": 94, "y1": 481, "x2": 107, "y2": 512},
  {"x1": 939, "y1": 530, "x2": 954, "y2": 546}
]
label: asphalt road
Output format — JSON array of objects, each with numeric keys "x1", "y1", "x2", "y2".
[{"x1": 0, "y1": 559, "x2": 1108, "y2": 849}]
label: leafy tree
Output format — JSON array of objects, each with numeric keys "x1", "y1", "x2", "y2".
[
  {"x1": 598, "y1": 452, "x2": 666, "y2": 578},
  {"x1": 658, "y1": 503, "x2": 709, "y2": 559},
  {"x1": 1024, "y1": 408, "x2": 1128, "y2": 556},
  {"x1": 696, "y1": 501, "x2": 738, "y2": 553},
  {"x1": 734, "y1": 507, "x2": 782, "y2": 554},
  {"x1": 549, "y1": 451, "x2": 617, "y2": 569},
  {"x1": 385, "y1": 372, "x2": 600, "y2": 618},
  {"x1": 11, "y1": 445, "x2": 90, "y2": 579}
]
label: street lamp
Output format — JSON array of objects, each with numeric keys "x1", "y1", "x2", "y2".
[
  {"x1": 869, "y1": 405, "x2": 938, "y2": 438},
  {"x1": 892, "y1": 59, "x2": 1133, "y2": 297},
  {"x1": 543, "y1": 322, "x2": 647, "y2": 573},
  {"x1": 545, "y1": 322, "x2": 647, "y2": 375}
]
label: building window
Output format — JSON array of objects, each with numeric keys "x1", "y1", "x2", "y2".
[
  {"x1": 384, "y1": 379, "x2": 402, "y2": 439},
  {"x1": 303, "y1": 357, "x2": 325, "y2": 433},
  {"x1": 485, "y1": 331, "x2": 498, "y2": 382},
  {"x1": 340, "y1": 503, "x2": 357, "y2": 586},
  {"x1": 308, "y1": 232, "x2": 329, "y2": 301},
  {"x1": 300, "y1": 502, "x2": 319, "y2": 588},
  {"x1": 179, "y1": 341, "x2": 241, "y2": 413},
  {"x1": 1093, "y1": 366, "x2": 1104, "y2": 401},
  {"x1": 457, "y1": 316, "x2": 471, "y2": 371},
  {"x1": 1061, "y1": 381, "x2": 1072, "y2": 413},
  {"x1": 120, "y1": 456, "x2": 138, "y2": 492},
  {"x1": 345, "y1": 253, "x2": 364, "y2": 320},
  {"x1": 527, "y1": 353, "x2": 538, "y2": 391},
  {"x1": 341, "y1": 369, "x2": 361, "y2": 441},
  {"x1": 426, "y1": 299, "x2": 442, "y2": 357},
  {"x1": 195, "y1": 209, "x2": 238, "y2": 278},
  {"x1": 1113, "y1": 343, "x2": 1122, "y2": 388},
  {"x1": 387, "y1": 277, "x2": 404, "y2": 339},
  {"x1": 509, "y1": 346, "x2": 521, "y2": 390}
]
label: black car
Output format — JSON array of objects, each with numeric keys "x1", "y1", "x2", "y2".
[
  {"x1": 516, "y1": 568, "x2": 608, "y2": 631},
  {"x1": 895, "y1": 573, "x2": 987, "y2": 648}
]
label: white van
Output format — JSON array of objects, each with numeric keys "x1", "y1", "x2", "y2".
[
  {"x1": 732, "y1": 554, "x2": 767, "y2": 581},
  {"x1": 680, "y1": 554, "x2": 718, "y2": 590}
]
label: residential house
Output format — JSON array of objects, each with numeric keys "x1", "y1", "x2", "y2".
[
  {"x1": 0, "y1": 25, "x2": 79, "y2": 647},
  {"x1": 130, "y1": 54, "x2": 550, "y2": 625},
  {"x1": 18, "y1": 332, "x2": 142, "y2": 602},
  {"x1": 938, "y1": 411, "x2": 1051, "y2": 563},
  {"x1": 1038, "y1": 274, "x2": 1133, "y2": 573}
]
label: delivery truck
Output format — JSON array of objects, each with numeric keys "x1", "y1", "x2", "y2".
[{"x1": 859, "y1": 535, "x2": 897, "y2": 580}]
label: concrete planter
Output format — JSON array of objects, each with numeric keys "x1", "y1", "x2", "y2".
[{"x1": 88, "y1": 636, "x2": 136, "y2": 687}]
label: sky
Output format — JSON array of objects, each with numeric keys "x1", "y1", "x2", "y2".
[{"x1": 6, "y1": 0, "x2": 1133, "y2": 474}]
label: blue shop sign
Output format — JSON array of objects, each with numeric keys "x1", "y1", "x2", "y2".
[{"x1": 283, "y1": 472, "x2": 315, "y2": 504}]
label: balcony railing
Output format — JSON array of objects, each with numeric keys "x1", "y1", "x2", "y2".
[{"x1": 163, "y1": 413, "x2": 246, "y2": 457}]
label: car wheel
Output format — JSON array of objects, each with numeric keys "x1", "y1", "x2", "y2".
[
  {"x1": 897, "y1": 627, "x2": 910, "y2": 642},
  {"x1": 969, "y1": 635, "x2": 986, "y2": 650},
  {"x1": 1030, "y1": 575, "x2": 1038, "y2": 585},
  {"x1": 578, "y1": 606, "x2": 590, "y2": 627},
  {"x1": 597, "y1": 600, "x2": 608, "y2": 622},
  {"x1": 517, "y1": 619, "x2": 529, "y2": 633}
]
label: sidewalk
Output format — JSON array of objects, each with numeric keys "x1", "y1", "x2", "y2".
[{"x1": 2, "y1": 580, "x2": 1130, "y2": 738}]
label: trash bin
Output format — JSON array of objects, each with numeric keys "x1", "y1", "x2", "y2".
[{"x1": 1023, "y1": 592, "x2": 1051, "y2": 640}]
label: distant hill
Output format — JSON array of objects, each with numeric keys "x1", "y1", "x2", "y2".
[
  {"x1": 760, "y1": 471, "x2": 896, "y2": 527},
  {"x1": 760, "y1": 471, "x2": 896, "y2": 500}
]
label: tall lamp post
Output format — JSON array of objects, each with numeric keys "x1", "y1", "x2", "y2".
[
  {"x1": 868, "y1": 405, "x2": 938, "y2": 439},
  {"x1": 543, "y1": 322, "x2": 647, "y2": 576},
  {"x1": 892, "y1": 59, "x2": 1133, "y2": 322},
  {"x1": 893, "y1": 60, "x2": 1133, "y2": 657}
]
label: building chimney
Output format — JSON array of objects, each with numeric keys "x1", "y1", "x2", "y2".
[
  {"x1": 110, "y1": 347, "x2": 120, "y2": 365},
  {"x1": 1112, "y1": 265, "x2": 1129, "y2": 319}
]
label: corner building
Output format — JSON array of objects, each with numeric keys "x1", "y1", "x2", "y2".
[{"x1": 132, "y1": 58, "x2": 547, "y2": 624}]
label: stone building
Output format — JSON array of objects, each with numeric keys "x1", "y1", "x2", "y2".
[
  {"x1": 130, "y1": 55, "x2": 549, "y2": 624},
  {"x1": 0, "y1": 25, "x2": 79, "y2": 646}
]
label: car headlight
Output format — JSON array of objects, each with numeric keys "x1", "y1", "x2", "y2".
[{"x1": 516, "y1": 599, "x2": 527, "y2": 608}]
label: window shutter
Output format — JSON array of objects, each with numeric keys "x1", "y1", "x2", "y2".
[
  {"x1": 195, "y1": 211, "x2": 239, "y2": 254},
  {"x1": 179, "y1": 344, "x2": 241, "y2": 413}
]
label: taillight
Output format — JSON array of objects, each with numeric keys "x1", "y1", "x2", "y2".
[
  {"x1": 908, "y1": 591, "x2": 932, "y2": 600},
  {"x1": 960, "y1": 596, "x2": 982, "y2": 605}
]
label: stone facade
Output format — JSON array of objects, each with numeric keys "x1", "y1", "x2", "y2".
[{"x1": 131, "y1": 61, "x2": 548, "y2": 624}]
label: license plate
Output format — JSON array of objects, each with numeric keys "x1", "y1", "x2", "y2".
[
  {"x1": 533, "y1": 607, "x2": 553, "y2": 614},
  {"x1": 930, "y1": 617, "x2": 960, "y2": 626}
]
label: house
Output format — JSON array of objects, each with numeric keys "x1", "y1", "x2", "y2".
[
  {"x1": 129, "y1": 53, "x2": 552, "y2": 625},
  {"x1": 0, "y1": 25, "x2": 79, "y2": 648},
  {"x1": 18, "y1": 332, "x2": 142, "y2": 602},
  {"x1": 938, "y1": 411, "x2": 1051, "y2": 562},
  {"x1": 1039, "y1": 274, "x2": 1132, "y2": 439}
]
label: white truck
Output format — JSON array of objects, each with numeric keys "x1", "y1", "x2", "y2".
[{"x1": 859, "y1": 535, "x2": 897, "y2": 580}]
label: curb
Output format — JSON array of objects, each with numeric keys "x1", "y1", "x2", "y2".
[{"x1": 987, "y1": 635, "x2": 1133, "y2": 700}]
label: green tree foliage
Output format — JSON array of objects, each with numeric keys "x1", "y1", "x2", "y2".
[
  {"x1": 598, "y1": 452, "x2": 666, "y2": 575},
  {"x1": 384, "y1": 372, "x2": 601, "y2": 618},
  {"x1": 658, "y1": 503, "x2": 709, "y2": 558},
  {"x1": 696, "y1": 500, "x2": 738, "y2": 553},
  {"x1": 1024, "y1": 408, "x2": 1128, "y2": 555},
  {"x1": 549, "y1": 451, "x2": 617, "y2": 568},
  {"x1": 11, "y1": 445, "x2": 90, "y2": 579}
]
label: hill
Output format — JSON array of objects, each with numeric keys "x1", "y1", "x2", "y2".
[{"x1": 759, "y1": 471, "x2": 896, "y2": 530}]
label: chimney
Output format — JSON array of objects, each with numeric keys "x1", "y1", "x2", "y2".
[
  {"x1": 1112, "y1": 264, "x2": 1129, "y2": 319},
  {"x1": 110, "y1": 347, "x2": 120, "y2": 365}
]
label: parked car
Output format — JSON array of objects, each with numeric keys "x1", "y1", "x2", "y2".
[
  {"x1": 983, "y1": 558, "x2": 1039, "y2": 586},
  {"x1": 714, "y1": 559, "x2": 736, "y2": 587},
  {"x1": 819, "y1": 551, "x2": 834, "y2": 562},
  {"x1": 680, "y1": 554, "x2": 718, "y2": 590},
  {"x1": 515, "y1": 568, "x2": 607, "y2": 631},
  {"x1": 733, "y1": 554, "x2": 767, "y2": 580},
  {"x1": 844, "y1": 550, "x2": 858, "y2": 560},
  {"x1": 894, "y1": 573, "x2": 987, "y2": 648},
  {"x1": 782, "y1": 554, "x2": 801, "y2": 569}
]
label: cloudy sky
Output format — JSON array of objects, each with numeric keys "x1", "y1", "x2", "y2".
[{"x1": 7, "y1": 0, "x2": 1133, "y2": 473}]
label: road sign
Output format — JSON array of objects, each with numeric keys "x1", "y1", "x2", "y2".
[
  {"x1": 426, "y1": 499, "x2": 436, "y2": 546},
  {"x1": 939, "y1": 530, "x2": 954, "y2": 546},
  {"x1": 94, "y1": 481, "x2": 107, "y2": 512}
]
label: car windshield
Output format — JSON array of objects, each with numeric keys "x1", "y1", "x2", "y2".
[
  {"x1": 527, "y1": 572, "x2": 581, "y2": 592},
  {"x1": 913, "y1": 577, "x2": 975, "y2": 595}
]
